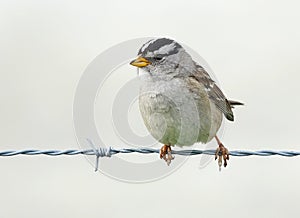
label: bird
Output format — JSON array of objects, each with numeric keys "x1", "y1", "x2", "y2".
[{"x1": 130, "y1": 38, "x2": 243, "y2": 169}]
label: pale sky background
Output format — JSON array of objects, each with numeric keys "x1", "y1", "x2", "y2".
[{"x1": 1, "y1": 0, "x2": 300, "y2": 217}]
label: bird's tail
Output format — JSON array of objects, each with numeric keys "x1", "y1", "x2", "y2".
[{"x1": 228, "y1": 100, "x2": 244, "y2": 109}]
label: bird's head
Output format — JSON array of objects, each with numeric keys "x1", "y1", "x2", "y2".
[{"x1": 130, "y1": 38, "x2": 195, "y2": 76}]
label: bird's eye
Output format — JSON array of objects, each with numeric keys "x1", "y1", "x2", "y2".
[{"x1": 153, "y1": 56, "x2": 163, "y2": 61}]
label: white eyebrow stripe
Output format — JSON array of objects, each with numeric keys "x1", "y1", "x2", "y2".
[{"x1": 156, "y1": 42, "x2": 177, "y2": 54}]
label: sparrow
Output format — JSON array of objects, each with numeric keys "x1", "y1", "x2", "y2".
[{"x1": 130, "y1": 38, "x2": 243, "y2": 169}]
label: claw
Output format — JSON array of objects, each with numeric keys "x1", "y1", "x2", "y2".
[
  {"x1": 215, "y1": 136, "x2": 230, "y2": 171},
  {"x1": 160, "y1": 145, "x2": 174, "y2": 166}
]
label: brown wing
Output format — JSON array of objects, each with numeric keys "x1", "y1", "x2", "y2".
[{"x1": 190, "y1": 63, "x2": 235, "y2": 121}]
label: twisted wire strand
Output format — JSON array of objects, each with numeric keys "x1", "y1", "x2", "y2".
[{"x1": 0, "y1": 148, "x2": 300, "y2": 157}]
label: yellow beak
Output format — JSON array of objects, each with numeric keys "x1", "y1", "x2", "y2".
[{"x1": 130, "y1": 57, "x2": 151, "y2": 68}]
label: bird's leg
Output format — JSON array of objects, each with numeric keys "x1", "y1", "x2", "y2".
[
  {"x1": 214, "y1": 136, "x2": 229, "y2": 171},
  {"x1": 160, "y1": 144, "x2": 174, "y2": 166}
]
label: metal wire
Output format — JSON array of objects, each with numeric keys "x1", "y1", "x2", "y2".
[
  {"x1": 2, "y1": 146, "x2": 299, "y2": 172},
  {"x1": 0, "y1": 148, "x2": 300, "y2": 157}
]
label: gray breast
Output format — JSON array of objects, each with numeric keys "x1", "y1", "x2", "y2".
[{"x1": 138, "y1": 75, "x2": 222, "y2": 146}]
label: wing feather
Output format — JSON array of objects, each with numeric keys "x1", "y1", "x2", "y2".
[{"x1": 190, "y1": 64, "x2": 234, "y2": 121}]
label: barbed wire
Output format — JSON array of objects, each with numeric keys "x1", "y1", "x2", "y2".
[
  {"x1": 1, "y1": 148, "x2": 300, "y2": 157},
  {"x1": 1, "y1": 145, "x2": 300, "y2": 171},
  {"x1": 1, "y1": 139, "x2": 299, "y2": 171}
]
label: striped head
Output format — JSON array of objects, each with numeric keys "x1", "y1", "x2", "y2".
[{"x1": 130, "y1": 38, "x2": 194, "y2": 75}]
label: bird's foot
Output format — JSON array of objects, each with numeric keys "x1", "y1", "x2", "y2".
[
  {"x1": 215, "y1": 136, "x2": 229, "y2": 171},
  {"x1": 160, "y1": 144, "x2": 174, "y2": 166}
]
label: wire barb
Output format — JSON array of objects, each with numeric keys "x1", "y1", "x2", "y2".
[{"x1": 86, "y1": 139, "x2": 112, "y2": 171}]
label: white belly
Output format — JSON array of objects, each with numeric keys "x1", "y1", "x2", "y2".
[{"x1": 139, "y1": 76, "x2": 222, "y2": 146}]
